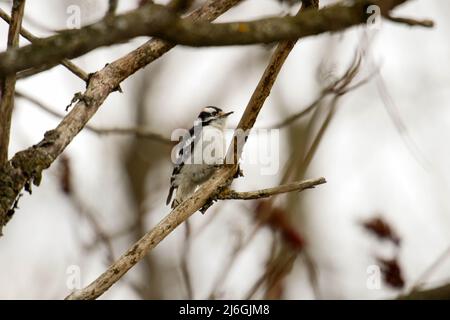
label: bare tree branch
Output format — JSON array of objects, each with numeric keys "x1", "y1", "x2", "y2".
[
  {"x1": 0, "y1": 0, "x2": 429, "y2": 77},
  {"x1": 208, "y1": 215, "x2": 281, "y2": 299},
  {"x1": 0, "y1": 8, "x2": 89, "y2": 82},
  {"x1": 0, "y1": 0, "x2": 243, "y2": 236},
  {"x1": 245, "y1": 241, "x2": 296, "y2": 299},
  {"x1": 386, "y1": 15, "x2": 434, "y2": 27},
  {"x1": 90, "y1": 127, "x2": 173, "y2": 144},
  {"x1": 0, "y1": 0, "x2": 25, "y2": 163},
  {"x1": 268, "y1": 56, "x2": 373, "y2": 129},
  {"x1": 217, "y1": 178, "x2": 326, "y2": 200}
]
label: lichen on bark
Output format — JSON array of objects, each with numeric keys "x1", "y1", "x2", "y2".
[{"x1": 0, "y1": 146, "x2": 53, "y2": 234}]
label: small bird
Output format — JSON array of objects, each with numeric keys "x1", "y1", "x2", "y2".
[{"x1": 166, "y1": 106, "x2": 233, "y2": 209}]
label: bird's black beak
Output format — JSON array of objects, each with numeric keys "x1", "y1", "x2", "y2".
[{"x1": 220, "y1": 111, "x2": 234, "y2": 118}]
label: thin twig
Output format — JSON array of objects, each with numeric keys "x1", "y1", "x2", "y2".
[
  {"x1": 361, "y1": 32, "x2": 431, "y2": 170},
  {"x1": 91, "y1": 127, "x2": 173, "y2": 145},
  {"x1": 245, "y1": 239, "x2": 297, "y2": 299},
  {"x1": 55, "y1": 155, "x2": 116, "y2": 264},
  {"x1": 298, "y1": 96, "x2": 338, "y2": 178},
  {"x1": 387, "y1": 15, "x2": 434, "y2": 27},
  {"x1": 262, "y1": 249, "x2": 298, "y2": 299},
  {"x1": 303, "y1": 251, "x2": 321, "y2": 299},
  {"x1": 15, "y1": 90, "x2": 172, "y2": 144},
  {"x1": 208, "y1": 224, "x2": 261, "y2": 299},
  {"x1": 269, "y1": 95, "x2": 323, "y2": 129},
  {"x1": 217, "y1": 178, "x2": 326, "y2": 200},
  {"x1": 180, "y1": 220, "x2": 194, "y2": 299},
  {"x1": 267, "y1": 51, "x2": 374, "y2": 130},
  {"x1": 295, "y1": 53, "x2": 364, "y2": 178},
  {"x1": 409, "y1": 245, "x2": 450, "y2": 293},
  {"x1": 74, "y1": 195, "x2": 116, "y2": 265},
  {"x1": 375, "y1": 67, "x2": 431, "y2": 169},
  {"x1": 244, "y1": 233, "x2": 278, "y2": 300}
]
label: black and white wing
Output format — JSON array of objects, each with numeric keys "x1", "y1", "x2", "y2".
[{"x1": 166, "y1": 123, "x2": 202, "y2": 205}]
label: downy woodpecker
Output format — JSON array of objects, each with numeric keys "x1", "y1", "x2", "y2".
[{"x1": 166, "y1": 106, "x2": 233, "y2": 208}]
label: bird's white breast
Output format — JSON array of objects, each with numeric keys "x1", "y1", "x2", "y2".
[{"x1": 180, "y1": 126, "x2": 226, "y2": 184}]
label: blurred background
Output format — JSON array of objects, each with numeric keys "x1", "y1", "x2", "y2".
[{"x1": 0, "y1": 0, "x2": 449, "y2": 299}]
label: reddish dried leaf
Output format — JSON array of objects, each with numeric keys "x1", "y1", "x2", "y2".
[
  {"x1": 377, "y1": 257, "x2": 405, "y2": 289},
  {"x1": 362, "y1": 216, "x2": 401, "y2": 246},
  {"x1": 254, "y1": 201, "x2": 305, "y2": 251},
  {"x1": 59, "y1": 155, "x2": 72, "y2": 194}
]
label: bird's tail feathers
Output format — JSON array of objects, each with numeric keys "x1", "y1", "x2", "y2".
[{"x1": 166, "y1": 186, "x2": 175, "y2": 206}]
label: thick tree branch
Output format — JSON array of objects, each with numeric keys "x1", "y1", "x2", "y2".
[
  {"x1": 0, "y1": 8, "x2": 89, "y2": 82},
  {"x1": 0, "y1": 0, "x2": 243, "y2": 236},
  {"x1": 217, "y1": 178, "x2": 326, "y2": 200},
  {"x1": 65, "y1": 0, "x2": 317, "y2": 301},
  {"x1": 0, "y1": 0, "x2": 25, "y2": 164},
  {"x1": 0, "y1": 0, "x2": 429, "y2": 77}
]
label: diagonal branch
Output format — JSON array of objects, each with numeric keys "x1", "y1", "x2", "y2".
[
  {"x1": 0, "y1": 0, "x2": 243, "y2": 236},
  {"x1": 0, "y1": 0, "x2": 26, "y2": 164},
  {"x1": 0, "y1": 0, "x2": 429, "y2": 77},
  {"x1": 65, "y1": 0, "x2": 318, "y2": 301}
]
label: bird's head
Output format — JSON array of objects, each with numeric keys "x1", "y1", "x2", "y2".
[{"x1": 197, "y1": 106, "x2": 233, "y2": 129}]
